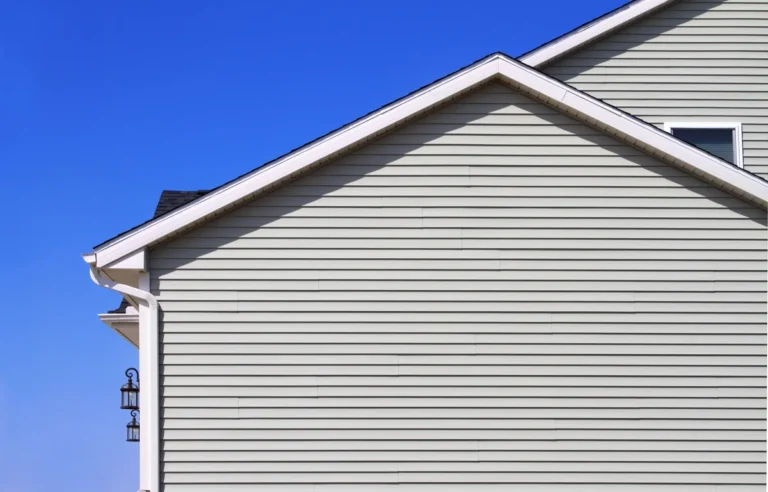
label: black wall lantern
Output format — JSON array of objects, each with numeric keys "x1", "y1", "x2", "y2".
[
  {"x1": 126, "y1": 410, "x2": 140, "y2": 442},
  {"x1": 121, "y1": 368, "x2": 140, "y2": 410}
]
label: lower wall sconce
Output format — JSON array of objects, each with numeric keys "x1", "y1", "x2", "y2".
[{"x1": 127, "y1": 410, "x2": 140, "y2": 442}]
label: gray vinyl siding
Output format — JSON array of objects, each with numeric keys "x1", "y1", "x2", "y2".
[
  {"x1": 543, "y1": 0, "x2": 768, "y2": 178},
  {"x1": 151, "y1": 82, "x2": 767, "y2": 491}
]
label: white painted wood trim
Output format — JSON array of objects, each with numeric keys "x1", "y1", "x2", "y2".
[
  {"x1": 556, "y1": 90, "x2": 761, "y2": 198},
  {"x1": 519, "y1": 0, "x2": 676, "y2": 67},
  {"x1": 137, "y1": 271, "x2": 159, "y2": 492},
  {"x1": 91, "y1": 54, "x2": 768, "y2": 267},
  {"x1": 98, "y1": 313, "x2": 138, "y2": 322},
  {"x1": 663, "y1": 122, "x2": 744, "y2": 169},
  {"x1": 495, "y1": 59, "x2": 766, "y2": 203}
]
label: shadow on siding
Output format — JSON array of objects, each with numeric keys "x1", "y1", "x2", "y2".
[{"x1": 150, "y1": 77, "x2": 766, "y2": 273}]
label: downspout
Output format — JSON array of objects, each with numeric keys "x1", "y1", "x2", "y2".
[{"x1": 88, "y1": 264, "x2": 159, "y2": 492}]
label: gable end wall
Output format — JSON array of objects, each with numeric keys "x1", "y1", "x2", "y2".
[{"x1": 151, "y1": 82, "x2": 767, "y2": 491}]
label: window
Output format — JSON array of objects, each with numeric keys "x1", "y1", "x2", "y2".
[{"x1": 664, "y1": 122, "x2": 743, "y2": 168}]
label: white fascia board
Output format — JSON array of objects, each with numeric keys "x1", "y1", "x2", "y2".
[
  {"x1": 494, "y1": 59, "x2": 767, "y2": 203},
  {"x1": 559, "y1": 91, "x2": 765, "y2": 202},
  {"x1": 91, "y1": 54, "x2": 768, "y2": 265},
  {"x1": 98, "y1": 313, "x2": 139, "y2": 323},
  {"x1": 92, "y1": 56, "x2": 500, "y2": 267},
  {"x1": 520, "y1": 0, "x2": 675, "y2": 67}
]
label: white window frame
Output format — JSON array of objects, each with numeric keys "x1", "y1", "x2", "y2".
[{"x1": 663, "y1": 122, "x2": 744, "y2": 169}]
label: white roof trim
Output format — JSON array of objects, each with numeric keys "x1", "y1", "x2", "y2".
[
  {"x1": 91, "y1": 53, "x2": 768, "y2": 267},
  {"x1": 98, "y1": 312, "x2": 139, "y2": 323},
  {"x1": 520, "y1": 0, "x2": 676, "y2": 67}
]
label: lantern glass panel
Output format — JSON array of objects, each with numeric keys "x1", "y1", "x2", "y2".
[
  {"x1": 121, "y1": 382, "x2": 139, "y2": 410},
  {"x1": 127, "y1": 414, "x2": 140, "y2": 442},
  {"x1": 127, "y1": 425, "x2": 139, "y2": 442}
]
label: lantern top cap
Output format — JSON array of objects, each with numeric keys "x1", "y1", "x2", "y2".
[{"x1": 121, "y1": 380, "x2": 138, "y2": 390}]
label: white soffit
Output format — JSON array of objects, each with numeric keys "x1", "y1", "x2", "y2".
[
  {"x1": 519, "y1": 0, "x2": 676, "y2": 67},
  {"x1": 103, "y1": 249, "x2": 146, "y2": 271},
  {"x1": 98, "y1": 312, "x2": 140, "y2": 348},
  {"x1": 91, "y1": 53, "x2": 768, "y2": 267}
]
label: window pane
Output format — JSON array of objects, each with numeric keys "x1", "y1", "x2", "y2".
[{"x1": 671, "y1": 128, "x2": 735, "y2": 164}]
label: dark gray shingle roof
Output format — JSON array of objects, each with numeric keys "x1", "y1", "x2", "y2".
[
  {"x1": 152, "y1": 190, "x2": 210, "y2": 218},
  {"x1": 109, "y1": 298, "x2": 132, "y2": 314}
]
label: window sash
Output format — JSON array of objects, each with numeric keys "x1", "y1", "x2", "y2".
[{"x1": 671, "y1": 127, "x2": 735, "y2": 164}]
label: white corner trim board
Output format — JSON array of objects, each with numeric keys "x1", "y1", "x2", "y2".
[
  {"x1": 519, "y1": 0, "x2": 676, "y2": 67},
  {"x1": 88, "y1": 265, "x2": 159, "y2": 492},
  {"x1": 89, "y1": 53, "x2": 768, "y2": 267},
  {"x1": 663, "y1": 122, "x2": 744, "y2": 169}
]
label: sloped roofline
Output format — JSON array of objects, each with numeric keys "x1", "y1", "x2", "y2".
[
  {"x1": 520, "y1": 0, "x2": 677, "y2": 67},
  {"x1": 89, "y1": 52, "x2": 768, "y2": 268}
]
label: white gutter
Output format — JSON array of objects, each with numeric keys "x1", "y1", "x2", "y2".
[{"x1": 88, "y1": 264, "x2": 158, "y2": 492}]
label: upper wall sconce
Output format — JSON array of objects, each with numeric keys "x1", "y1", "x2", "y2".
[{"x1": 121, "y1": 368, "x2": 140, "y2": 410}]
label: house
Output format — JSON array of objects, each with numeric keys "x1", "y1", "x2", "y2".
[{"x1": 83, "y1": 0, "x2": 768, "y2": 490}]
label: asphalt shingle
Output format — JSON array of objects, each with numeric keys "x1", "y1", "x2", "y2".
[{"x1": 152, "y1": 190, "x2": 210, "y2": 218}]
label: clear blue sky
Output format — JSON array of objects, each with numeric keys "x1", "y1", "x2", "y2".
[{"x1": 1, "y1": 0, "x2": 626, "y2": 490}]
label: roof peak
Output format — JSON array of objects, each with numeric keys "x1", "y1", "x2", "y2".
[{"x1": 89, "y1": 54, "x2": 768, "y2": 268}]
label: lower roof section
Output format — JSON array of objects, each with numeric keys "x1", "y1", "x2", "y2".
[{"x1": 98, "y1": 311, "x2": 139, "y2": 347}]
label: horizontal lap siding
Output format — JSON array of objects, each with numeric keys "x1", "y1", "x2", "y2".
[
  {"x1": 544, "y1": 0, "x2": 768, "y2": 178},
  {"x1": 151, "y1": 82, "x2": 767, "y2": 491}
]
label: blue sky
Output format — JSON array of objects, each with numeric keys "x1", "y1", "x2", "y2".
[{"x1": 1, "y1": 0, "x2": 627, "y2": 490}]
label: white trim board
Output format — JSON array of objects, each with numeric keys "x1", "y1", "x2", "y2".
[
  {"x1": 519, "y1": 0, "x2": 676, "y2": 67},
  {"x1": 89, "y1": 53, "x2": 768, "y2": 266},
  {"x1": 663, "y1": 122, "x2": 744, "y2": 169}
]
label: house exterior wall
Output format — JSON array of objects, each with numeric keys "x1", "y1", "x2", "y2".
[
  {"x1": 543, "y1": 0, "x2": 768, "y2": 178},
  {"x1": 150, "y1": 82, "x2": 767, "y2": 491}
]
